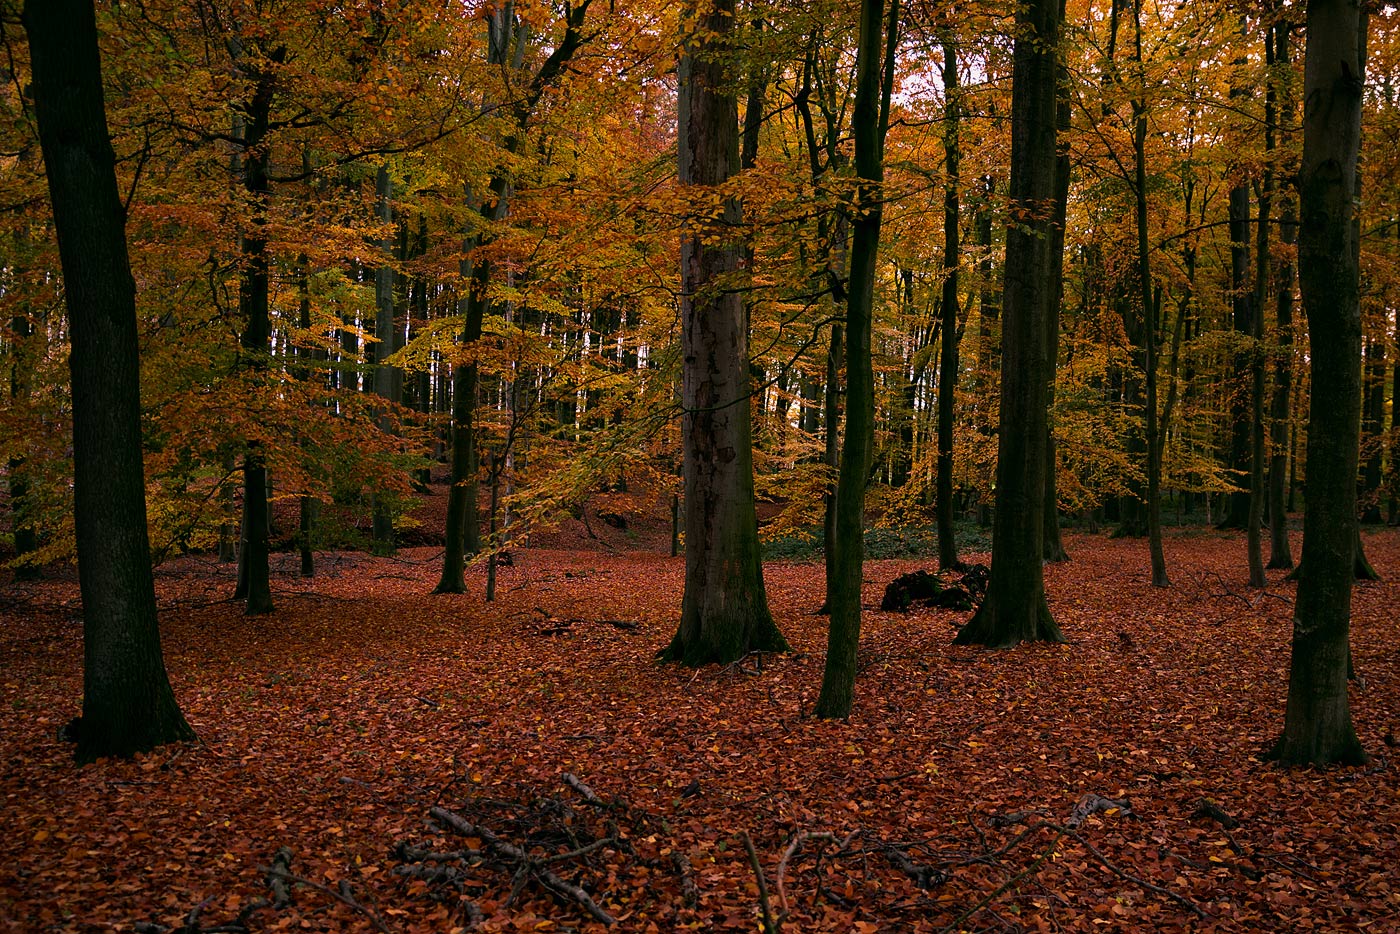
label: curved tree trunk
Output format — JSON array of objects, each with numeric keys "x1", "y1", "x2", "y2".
[
  {"x1": 815, "y1": 0, "x2": 898, "y2": 718},
  {"x1": 954, "y1": 0, "x2": 1066, "y2": 648},
  {"x1": 1270, "y1": 0, "x2": 1367, "y2": 768},
  {"x1": 24, "y1": 0, "x2": 195, "y2": 761}
]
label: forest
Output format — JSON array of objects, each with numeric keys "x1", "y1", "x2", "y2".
[{"x1": 2, "y1": 0, "x2": 1399, "y2": 931}]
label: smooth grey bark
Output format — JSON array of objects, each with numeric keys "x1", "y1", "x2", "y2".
[
  {"x1": 1269, "y1": 0, "x2": 1367, "y2": 768},
  {"x1": 24, "y1": 0, "x2": 195, "y2": 761},
  {"x1": 954, "y1": 0, "x2": 1065, "y2": 648},
  {"x1": 661, "y1": 0, "x2": 787, "y2": 666}
]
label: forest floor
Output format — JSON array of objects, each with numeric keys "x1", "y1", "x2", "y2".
[{"x1": 2, "y1": 529, "x2": 1399, "y2": 934}]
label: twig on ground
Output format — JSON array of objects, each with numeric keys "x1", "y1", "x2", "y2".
[
  {"x1": 739, "y1": 830, "x2": 779, "y2": 934},
  {"x1": 429, "y1": 806, "x2": 616, "y2": 924},
  {"x1": 262, "y1": 868, "x2": 393, "y2": 934}
]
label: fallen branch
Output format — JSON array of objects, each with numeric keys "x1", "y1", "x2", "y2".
[
  {"x1": 775, "y1": 830, "x2": 862, "y2": 916},
  {"x1": 672, "y1": 850, "x2": 699, "y2": 909},
  {"x1": 429, "y1": 806, "x2": 616, "y2": 925},
  {"x1": 1072, "y1": 832, "x2": 1207, "y2": 918},
  {"x1": 937, "y1": 827, "x2": 1065, "y2": 934},
  {"x1": 266, "y1": 847, "x2": 294, "y2": 909},
  {"x1": 562, "y1": 772, "x2": 604, "y2": 806},
  {"x1": 263, "y1": 868, "x2": 392, "y2": 934},
  {"x1": 1066, "y1": 794, "x2": 1134, "y2": 829}
]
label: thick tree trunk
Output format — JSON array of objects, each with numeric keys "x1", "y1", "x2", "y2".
[
  {"x1": 661, "y1": 0, "x2": 786, "y2": 666},
  {"x1": 24, "y1": 0, "x2": 194, "y2": 761},
  {"x1": 954, "y1": 0, "x2": 1065, "y2": 648},
  {"x1": 937, "y1": 31, "x2": 962, "y2": 572},
  {"x1": 1269, "y1": 0, "x2": 1367, "y2": 768}
]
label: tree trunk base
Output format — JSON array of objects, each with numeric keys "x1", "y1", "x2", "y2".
[{"x1": 953, "y1": 592, "x2": 1064, "y2": 648}]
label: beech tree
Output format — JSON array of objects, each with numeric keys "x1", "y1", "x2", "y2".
[
  {"x1": 24, "y1": 0, "x2": 194, "y2": 761},
  {"x1": 1270, "y1": 0, "x2": 1367, "y2": 767},
  {"x1": 660, "y1": 0, "x2": 788, "y2": 666},
  {"x1": 814, "y1": 0, "x2": 899, "y2": 717},
  {"x1": 953, "y1": 0, "x2": 1066, "y2": 648}
]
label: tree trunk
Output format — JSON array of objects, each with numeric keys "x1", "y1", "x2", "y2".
[
  {"x1": 1269, "y1": 0, "x2": 1367, "y2": 768},
  {"x1": 371, "y1": 164, "x2": 398, "y2": 554},
  {"x1": 24, "y1": 0, "x2": 195, "y2": 761},
  {"x1": 1043, "y1": 8, "x2": 1071, "y2": 565},
  {"x1": 661, "y1": 0, "x2": 787, "y2": 666},
  {"x1": 954, "y1": 0, "x2": 1065, "y2": 648},
  {"x1": 230, "y1": 42, "x2": 277, "y2": 616},
  {"x1": 815, "y1": 0, "x2": 897, "y2": 718},
  {"x1": 820, "y1": 322, "x2": 843, "y2": 613},
  {"x1": 936, "y1": 30, "x2": 962, "y2": 572},
  {"x1": 1131, "y1": 0, "x2": 1167, "y2": 584},
  {"x1": 1268, "y1": 17, "x2": 1297, "y2": 570},
  {"x1": 296, "y1": 251, "x2": 318, "y2": 578},
  {"x1": 8, "y1": 302, "x2": 40, "y2": 579}
]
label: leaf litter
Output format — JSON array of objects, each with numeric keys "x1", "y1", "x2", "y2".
[{"x1": 1, "y1": 529, "x2": 1397, "y2": 932}]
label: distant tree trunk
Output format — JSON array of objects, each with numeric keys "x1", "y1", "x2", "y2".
[
  {"x1": 954, "y1": 0, "x2": 1065, "y2": 648},
  {"x1": 232, "y1": 54, "x2": 275, "y2": 616},
  {"x1": 24, "y1": 0, "x2": 195, "y2": 761},
  {"x1": 1269, "y1": 0, "x2": 1367, "y2": 768},
  {"x1": 1360, "y1": 336, "x2": 1385, "y2": 523},
  {"x1": 437, "y1": 3, "x2": 587, "y2": 594},
  {"x1": 821, "y1": 322, "x2": 843, "y2": 613},
  {"x1": 1268, "y1": 18, "x2": 1297, "y2": 570},
  {"x1": 371, "y1": 164, "x2": 398, "y2": 555},
  {"x1": 296, "y1": 252, "x2": 318, "y2": 578},
  {"x1": 8, "y1": 302, "x2": 40, "y2": 579},
  {"x1": 661, "y1": 0, "x2": 787, "y2": 666},
  {"x1": 436, "y1": 191, "x2": 491, "y2": 594},
  {"x1": 1391, "y1": 279, "x2": 1400, "y2": 524},
  {"x1": 1221, "y1": 179, "x2": 1253, "y2": 532},
  {"x1": 815, "y1": 0, "x2": 897, "y2": 718},
  {"x1": 1246, "y1": 24, "x2": 1275, "y2": 589},
  {"x1": 1131, "y1": 0, "x2": 1166, "y2": 586},
  {"x1": 937, "y1": 30, "x2": 962, "y2": 572},
  {"x1": 1043, "y1": 7, "x2": 1071, "y2": 565},
  {"x1": 1222, "y1": 32, "x2": 1255, "y2": 534}
]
